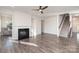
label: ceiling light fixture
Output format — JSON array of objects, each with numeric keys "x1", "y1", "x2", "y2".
[{"x1": 39, "y1": 9, "x2": 42, "y2": 12}]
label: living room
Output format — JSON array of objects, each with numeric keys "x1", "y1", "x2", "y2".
[{"x1": 0, "y1": 6, "x2": 79, "y2": 53}]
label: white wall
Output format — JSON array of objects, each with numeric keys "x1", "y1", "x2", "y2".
[
  {"x1": 32, "y1": 16, "x2": 41, "y2": 36},
  {"x1": 36, "y1": 18, "x2": 41, "y2": 35},
  {"x1": 12, "y1": 11, "x2": 31, "y2": 27},
  {"x1": 43, "y1": 15, "x2": 57, "y2": 35},
  {"x1": 0, "y1": 16, "x2": 1, "y2": 32}
]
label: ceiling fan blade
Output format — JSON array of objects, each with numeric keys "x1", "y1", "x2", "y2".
[{"x1": 42, "y1": 6, "x2": 48, "y2": 10}]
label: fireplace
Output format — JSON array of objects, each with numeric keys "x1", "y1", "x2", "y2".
[{"x1": 18, "y1": 28, "x2": 29, "y2": 40}]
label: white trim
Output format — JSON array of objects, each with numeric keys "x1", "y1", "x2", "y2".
[{"x1": 57, "y1": 15, "x2": 59, "y2": 37}]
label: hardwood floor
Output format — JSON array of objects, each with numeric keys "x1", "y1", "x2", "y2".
[{"x1": 0, "y1": 33, "x2": 79, "y2": 53}]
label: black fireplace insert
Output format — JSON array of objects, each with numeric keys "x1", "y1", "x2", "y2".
[{"x1": 18, "y1": 28, "x2": 29, "y2": 40}]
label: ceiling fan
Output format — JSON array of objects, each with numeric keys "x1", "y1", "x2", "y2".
[{"x1": 33, "y1": 6, "x2": 48, "y2": 14}]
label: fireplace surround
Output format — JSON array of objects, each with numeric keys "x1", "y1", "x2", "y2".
[{"x1": 18, "y1": 28, "x2": 29, "y2": 40}]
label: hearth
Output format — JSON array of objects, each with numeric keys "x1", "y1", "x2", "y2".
[{"x1": 18, "y1": 28, "x2": 29, "y2": 40}]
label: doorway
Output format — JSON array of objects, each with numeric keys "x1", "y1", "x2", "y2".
[
  {"x1": 72, "y1": 15, "x2": 79, "y2": 40},
  {"x1": 1, "y1": 15, "x2": 12, "y2": 37}
]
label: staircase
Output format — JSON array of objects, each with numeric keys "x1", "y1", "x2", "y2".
[{"x1": 59, "y1": 14, "x2": 70, "y2": 37}]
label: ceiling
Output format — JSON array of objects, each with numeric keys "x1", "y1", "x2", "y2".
[{"x1": 0, "y1": 6, "x2": 79, "y2": 16}]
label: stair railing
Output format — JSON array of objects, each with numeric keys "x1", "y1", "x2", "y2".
[{"x1": 59, "y1": 15, "x2": 66, "y2": 33}]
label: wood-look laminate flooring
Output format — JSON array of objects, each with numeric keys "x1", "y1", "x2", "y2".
[{"x1": 0, "y1": 33, "x2": 79, "y2": 53}]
